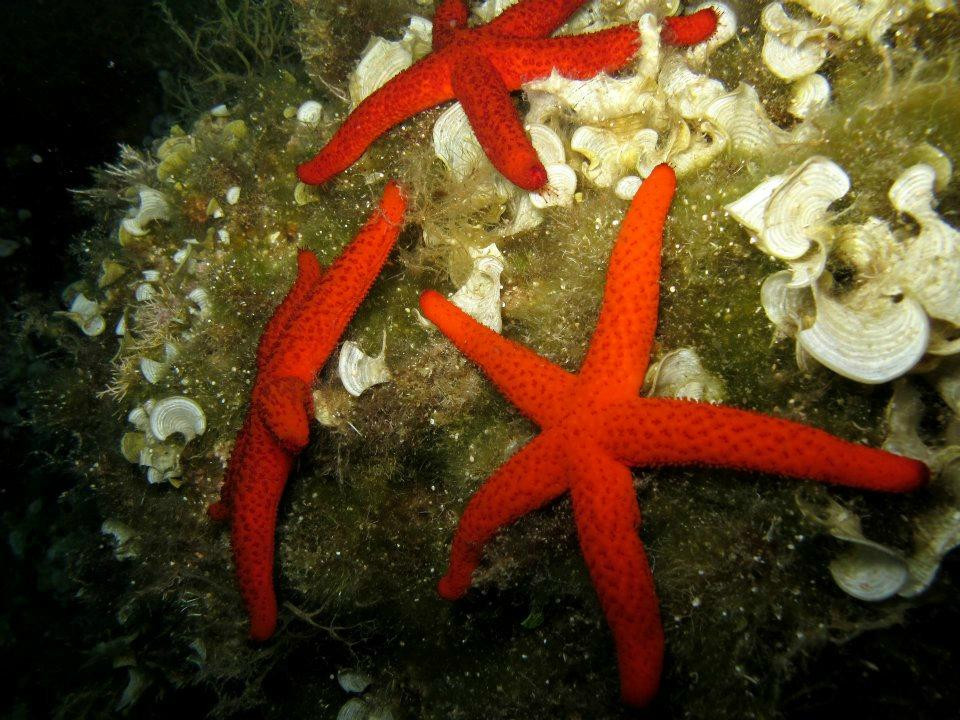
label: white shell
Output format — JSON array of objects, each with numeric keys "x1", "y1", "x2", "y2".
[
  {"x1": 187, "y1": 287, "x2": 212, "y2": 317},
  {"x1": 139, "y1": 357, "x2": 168, "y2": 384},
  {"x1": 337, "y1": 669, "x2": 373, "y2": 694},
  {"x1": 530, "y1": 163, "x2": 577, "y2": 209},
  {"x1": 210, "y1": 103, "x2": 230, "y2": 118},
  {"x1": 524, "y1": 70, "x2": 663, "y2": 124},
  {"x1": 615, "y1": 175, "x2": 643, "y2": 201},
  {"x1": 62, "y1": 292, "x2": 106, "y2": 336},
  {"x1": 889, "y1": 164, "x2": 960, "y2": 325},
  {"x1": 526, "y1": 124, "x2": 565, "y2": 166},
  {"x1": 644, "y1": 347, "x2": 726, "y2": 403},
  {"x1": 142, "y1": 270, "x2": 161, "y2": 282},
  {"x1": 659, "y1": 54, "x2": 725, "y2": 119},
  {"x1": 433, "y1": 103, "x2": 484, "y2": 182},
  {"x1": 797, "y1": 278, "x2": 929, "y2": 384},
  {"x1": 121, "y1": 188, "x2": 171, "y2": 236},
  {"x1": 571, "y1": 126, "x2": 627, "y2": 189},
  {"x1": 127, "y1": 405, "x2": 150, "y2": 432},
  {"x1": 450, "y1": 244, "x2": 506, "y2": 332},
  {"x1": 760, "y1": 270, "x2": 807, "y2": 337},
  {"x1": 135, "y1": 283, "x2": 157, "y2": 302},
  {"x1": 336, "y1": 698, "x2": 369, "y2": 720},
  {"x1": 761, "y1": 3, "x2": 829, "y2": 81},
  {"x1": 296, "y1": 100, "x2": 323, "y2": 126},
  {"x1": 149, "y1": 396, "x2": 206, "y2": 443},
  {"x1": 704, "y1": 83, "x2": 804, "y2": 154},
  {"x1": 115, "y1": 313, "x2": 127, "y2": 336},
  {"x1": 347, "y1": 16, "x2": 436, "y2": 107},
  {"x1": 225, "y1": 186, "x2": 241, "y2": 205},
  {"x1": 795, "y1": 0, "x2": 949, "y2": 44},
  {"x1": 500, "y1": 193, "x2": 543, "y2": 237},
  {"x1": 338, "y1": 335, "x2": 391, "y2": 397},
  {"x1": 829, "y1": 542, "x2": 909, "y2": 601},
  {"x1": 788, "y1": 73, "x2": 831, "y2": 118},
  {"x1": 294, "y1": 182, "x2": 321, "y2": 206}
]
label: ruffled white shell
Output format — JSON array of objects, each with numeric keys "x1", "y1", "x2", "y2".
[
  {"x1": 120, "y1": 188, "x2": 171, "y2": 237},
  {"x1": 797, "y1": 277, "x2": 929, "y2": 384},
  {"x1": 524, "y1": 70, "x2": 663, "y2": 124},
  {"x1": 829, "y1": 541, "x2": 910, "y2": 601},
  {"x1": 338, "y1": 335, "x2": 391, "y2": 397},
  {"x1": 349, "y1": 17, "x2": 432, "y2": 106},
  {"x1": 60, "y1": 292, "x2": 106, "y2": 336},
  {"x1": 760, "y1": 3, "x2": 831, "y2": 81},
  {"x1": 149, "y1": 396, "x2": 207, "y2": 443},
  {"x1": 788, "y1": 73, "x2": 831, "y2": 119},
  {"x1": 449, "y1": 244, "x2": 506, "y2": 332},
  {"x1": 530, "y1": 164, "x2": 577, "y2": 209},
  {"x1": 433, "y1": 103, "x2": 484, "y2": 182},
  {"x1": 704, "y1": 83, "x2": 809, "y2": 154}
]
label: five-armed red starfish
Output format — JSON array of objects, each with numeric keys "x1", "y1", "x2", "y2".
[
  {"x1": 297, "y1": 0, "x2": 718, "y2": 190},
  {"x1": 209, "y1": 182, "x2": 407, "y2": 641},
  {"x1": 419, "y1": 165, "x2": 927, "y2": 706}
]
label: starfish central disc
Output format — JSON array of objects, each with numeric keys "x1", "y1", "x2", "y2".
[
  {"x1": 419, "y1": 165, "x2": 928, "y2": 706},
  {"x1": 297, "y1": 1, "x2": 718, "y2": 190}
]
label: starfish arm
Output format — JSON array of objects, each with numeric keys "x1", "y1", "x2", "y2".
[
  {"x1": 254, "y1": 377, "x2": 313, "y2": 453},
  {"x1": 661, "y1": 8, "x2": 719, "y2": 47},
  {"x1": 297, "y1": 54, "x2": 454, "y2": 185},
  {"x1": 567, "y1": 439, "x2": 663, "y2": 707},
  {"x1": 488, "y1": 27, "x2": 641, "y2": 86},
  {"x1": 437, "y1": 429, "x2": 569, "y2": 599},
  {"x1": 226, "y1": 415, "x2": 295, "y2": 641},
  {"x1": 419, "y1": 289, "x2": 576, "y2": 428},
  {"x1": 579, "y1": 164, "x2": 675, "y2": 398},
  {"x1": 256, "y1": 250, "x2": 323, "y2": 370},
  {"x1": 267, "y1": 181, "x2": 407, "y2": 381},
  {"x1": 452, "y1": 50, "x2": 548, "y2": 190},
  {"x1": 432, "y1": 0, "x2": 469, "y2": 50},
  {"x1": 480, "y1": 0, "x2": 589, "y2": 39},
  {"x1": 605, "y1": 397, "x2": 929, "y2": 493}
]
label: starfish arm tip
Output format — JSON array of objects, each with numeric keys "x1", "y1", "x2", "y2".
[
  {"x1": 207, "y1": 501, "x2": 229, "y2": 522},
  {"x1": 661, "y1": 7, "x2": 718, "y2": 47},
  {"x1": 437, "y1": 574, "x2": 470, "y2": 600}
]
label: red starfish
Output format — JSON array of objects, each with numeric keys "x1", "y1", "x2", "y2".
[
  {"x1": 297, "y1": 0, "x2": 718, "y2": 191},
  {"x1": 209, "y1": 181, "x2": 407, "y2": 641},
  {"x1": 418, "y1": 165, "x2": 928, "y2": 706}
]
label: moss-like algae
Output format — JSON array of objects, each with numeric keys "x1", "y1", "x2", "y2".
[{"x1": 14, "y1": 2, "x2": 960, "y2": 718}]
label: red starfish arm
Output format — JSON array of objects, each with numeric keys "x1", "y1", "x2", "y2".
[
  {"x1": 452, "y1": 49, "x2": 548, "y2": 190},
  {"x1": 256, "y1": 250, "x2": 323, "y2": 370},
  {"x1": 662, "y1": 8, "x2": 719, "y2": 47},
  {"x1": 579, "y1": 164, "x2": 675, "y2": 398},
  {"x1": 432, "y1": 0, "x2": 468, "y2": 50},
  {"x1": 567, "y1": 439, "x2": 663, "y2": 707},
  {"x1": 487, "y1": 27, "x2": 641, "y2": 86},
  {"x1": 266, "y1": 181, "x2": 407, "y2": 380},
  {"x1": 227, "y1": 414, "x2": 295, "y2": 641},
  {"x1": 480, "y1": 0, "x2": 589, "y2": 39},
  {"x1": 606, "y1": 398, "x2": 929, "y2": 493},
  {"x1": 420, "y1": 289, "x2": 576, "y2": 428},
  {"x1": 253, "y1": 377, "x2": 313, "y2": 453},
  {"x1": 297, "y1": 54, "x2": 454, "y2": 185},
  {"x1": 437, "y1": 429, "x2": 569, "y2": 599}
]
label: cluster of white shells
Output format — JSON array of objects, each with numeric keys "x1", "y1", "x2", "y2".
[
  {"x1": 121, "y1": 396, "x2": 207, "y2": 486},
  {"x1": 796, "y1": 372, "x2": 960, "y2": 602},
  {"x1": 334, "y1": 668, "x2": 395, "y2": 720},
  {"x1": 726, "y1": 153, "x2": 959, "y2": 384}
]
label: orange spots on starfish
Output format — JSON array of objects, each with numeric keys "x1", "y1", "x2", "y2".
[
  {"x1": 209, "y1": 181, "x2": 407, "y2": 641},
  {"x1": 297, "y1": 1, "x2": 718, "y2": 190},
  {"x1": 419, "y1": 164, "x2": 927, "y2": 706}
]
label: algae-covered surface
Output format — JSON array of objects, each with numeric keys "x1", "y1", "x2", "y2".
[{"x1": 4, "y1": 1, "x2": 960, "y2": 718}]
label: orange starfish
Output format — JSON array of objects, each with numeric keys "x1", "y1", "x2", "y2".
[
  {"x1": 418, "y1": 165, "x2": 927, "y2": 706},
  {"x1": 297, "y1": 0, "x2": 718, "y2": 190},
  {"x1": 209, "y1": 181, "x2": 407, "y2": 641}
]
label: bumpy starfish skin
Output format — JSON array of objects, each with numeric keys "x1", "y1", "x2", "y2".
[
  {"x1": 419, "y1": 165, "x2": 928, "y2": 706},
  {"x1": 297, "y1": 1, "x2": 718, "y2": 190},
  {"x1": 209, "y1": 182, "x2": 407, "y2": 641}
]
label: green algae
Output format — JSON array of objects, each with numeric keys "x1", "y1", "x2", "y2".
[{"x1": 16, "y1": 2, "x2": 960, "y2": 719}]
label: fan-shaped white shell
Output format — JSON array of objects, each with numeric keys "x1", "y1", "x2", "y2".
[
  {"x1": 789, "y1": 73, "x2": 831, "y2": 118},
  {"x1": 524, "y1": 70, "x2": 662, "y2": 124},
  {"x1": 225, "y1": 186, "x2": 241, "y2": 205},
  {"x1": 526, "y1": 124, "x2": 565, "y2": 166},
  {"x1": 149, "y1": 396, "x2": 206, "y2": 443},
  {"x1": 450, "y1": 243, "x2": 506, "y2": 332},
  {"x1": 187, "y1": 288, "x2": 211, "y2": 317},
  {"x1": 763, "y1": 156, "x2": 850, "y2": 261},
  {"x1": 761, "y1": 30, "x2": 827, "y2": 81},
  {"x1": 659, "y1": 54, "x2": 725, "y2": 119},
  {"x1": 760, "y1": 270, "x2": 807, "y2": 336},
  {"x1": 798, "y1": 280, "x2": 929, "y2": 384},
  {"x1": 121, "y1": 188, "x2": 171, "y2": 236},
  {"x1": 64, "y1": 293, "x2": 106, "y2": 336},
  {"x1": 433, "y1": 103, "x2": 484, "y2": 182},
  {"x1": 349, "y1": 37, "x2": 413, "y2": 106},
  {"x1": 704, "y1": 83, "x2": 798, "y2": 154},
  {"x1": 338, "y1": 337, "x2": 391, "y2": 397},
  {"x1": 139, "y1": 357, "x2": 168, "y2": 384}
]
